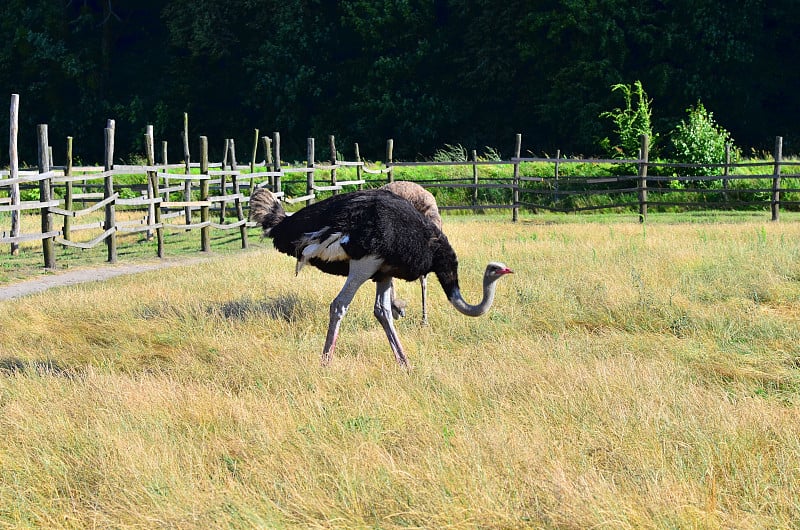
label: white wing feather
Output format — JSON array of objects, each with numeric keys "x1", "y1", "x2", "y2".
[{"x1": 295, "y1": 230, "x2": 350, "y2": 274}]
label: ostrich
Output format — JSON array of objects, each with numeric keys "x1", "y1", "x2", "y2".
[
  {"x1": 381, "y1": 181, "x2": 442, "y2": 324},
  {"x1": 249, "y1": 187, "x2": 512, "y2": 367}
]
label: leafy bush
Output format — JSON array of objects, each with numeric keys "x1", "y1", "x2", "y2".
[
  {"x1": 670, "y1": 101, "x2": 740, "y2": 178},
  {"x1": 599, "y1": 81, "x2": 658, "y2": 159}
]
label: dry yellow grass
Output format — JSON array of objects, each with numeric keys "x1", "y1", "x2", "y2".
[{"x1": 1, "y1": 217, "x2": 800, "y2": 528}]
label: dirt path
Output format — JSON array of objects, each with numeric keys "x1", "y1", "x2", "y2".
[{"x1": 0, "y1": 257, "x2": 212, "y2": 301}]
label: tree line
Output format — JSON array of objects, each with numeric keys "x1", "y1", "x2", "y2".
[{"x1": 1, "y1": 0, "x2": 798, "y2": 166}]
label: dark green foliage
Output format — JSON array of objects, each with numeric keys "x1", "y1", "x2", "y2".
[{"x1": 0, "y1": 0, "x2": 799, "y2": 165}]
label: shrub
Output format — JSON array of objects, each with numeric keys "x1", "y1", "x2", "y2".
[
  {"x1": 599, "y1": 80, "x2": 658, "y2": 160},
  {"x1": 670, "y1": 101, "x2": 740, "y2": 178}
]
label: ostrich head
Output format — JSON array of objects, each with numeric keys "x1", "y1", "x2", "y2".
[{"x1": 486, "y1": 262, "x2": 514, "y2": 281}]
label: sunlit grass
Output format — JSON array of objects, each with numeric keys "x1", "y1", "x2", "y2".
[{"x1": 1, "y1": 217, "x2": 800, "y2": 527}]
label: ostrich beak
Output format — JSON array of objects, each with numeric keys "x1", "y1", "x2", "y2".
[{"x1": 498, "y1": 267, "x2": 514, "y2": 275}]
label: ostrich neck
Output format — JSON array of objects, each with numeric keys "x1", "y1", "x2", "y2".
[
  {"x1": 448, "y1": 279, "x2": 499, "y2": 317},
  {"x1": 431, "y1": 235, "x2": 498, "y2": 317}
]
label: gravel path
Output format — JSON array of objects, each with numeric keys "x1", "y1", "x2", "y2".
[{"x1": 0, "y1": 258, "x2": 211, "y2": 301}]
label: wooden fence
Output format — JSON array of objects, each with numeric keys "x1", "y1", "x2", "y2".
[
  {"x1": 3, "y1": 95, "x2": 800, "y2": 270},
  {"x1": 1, "y1": 95, "x2": 393, "y2": 268},
  {"x1": 392, "y1": 134, "x2": 800, "y2": 222}
]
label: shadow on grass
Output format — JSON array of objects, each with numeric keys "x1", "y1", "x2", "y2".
[
  {"x1": 135, "y1": 293, "x2": 310, "y2": 323},
  {"x1": 0, "y1": 357, "x2": 78, "y2": 378},
  {"x1": 210, "y1": 294, "x2": 306, "y2": 322}
]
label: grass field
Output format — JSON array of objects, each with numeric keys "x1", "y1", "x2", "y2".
[{"x1": 1, "y1": 214, "x2": 800, "y2": 528}]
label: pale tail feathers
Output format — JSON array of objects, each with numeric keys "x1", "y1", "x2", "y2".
[{"x1": 249, "y1": 187, "x2": 286, "y2": 235}]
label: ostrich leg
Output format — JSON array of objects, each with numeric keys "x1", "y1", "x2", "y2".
[
  {"x1": 390, "y1": 283, "x2": 406, "y2": 319},
  {"x1": 321, "y1": 257, "x2": 382, "y2": 366},
  {"x1": 390, "y1": 275, "x2": 428, "y2": 325},
  {"x1": 374, "y1": 279, "x2": 409, "y2": 367},
  {"x1": 420, "y1": 274, "x2": 428, "y2": 325}
]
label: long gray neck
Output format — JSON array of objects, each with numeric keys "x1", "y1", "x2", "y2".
[
  {"x1": 448, "y1": 277, "x2": 500, "y2": 317},
  {"x1": 432, "y1": 235, "x2": 500, "y2": 317}
]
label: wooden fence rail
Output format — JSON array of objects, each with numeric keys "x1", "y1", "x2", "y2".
[{"x1": 3, "y1": 96, "x2": 800, "y2": 271}]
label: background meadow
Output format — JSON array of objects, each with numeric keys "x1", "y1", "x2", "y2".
[{"x1": 1, "y1": 216, "x2": 799, "y2": 528}]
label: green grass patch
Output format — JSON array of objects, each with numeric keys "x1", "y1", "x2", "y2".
[{"x1": 1, "y1": 217, "x2": 800, "y2": 527}]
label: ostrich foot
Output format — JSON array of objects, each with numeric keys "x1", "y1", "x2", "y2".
[{"x1": 391, "y1": 299, "x2": 407, "y2": 320}]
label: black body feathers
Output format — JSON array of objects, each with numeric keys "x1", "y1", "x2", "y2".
[{"x1": 250, "y1": 188, "x2": 461, "y2": 297}]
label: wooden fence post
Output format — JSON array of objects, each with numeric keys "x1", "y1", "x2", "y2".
[
  {"x1": 9, "y1": 94, "x2": 20, "y2": 255},
  {"x1": 638, "y1": 134, "x2": 649, "y2": 223},
  {"x1": 63, "y1": 136, "x2": 73, "y2": 241},
  {"x1": 228, "y1": 138, "x2": 248, "y2": 248},
  {"x1": 722, "y1": 143, "x2": 731, "y2": 204},
  {"x1": 144, "y1": 134, "x2": 156, "y2": 242},
  {"x1": 200, "y1": 136, "x2": 210, "y2": 252},
  {"x1": 104, "y1": 120, "x2": 117, "y2": 263},
  {"x1": 512, "y1": 133, "x2": 521, "y2": 222},
  {"x1": 145, "y1": 126, "x2": 164, "y2": 257},
  {"x1": 772, "y1": 136, "x2": 782, "y2": 222},
  {"x1": 38, "y1": 124, "x2": 56, "y2": 268},
  {"x1": 386, "y1": 139, "x2": 394, "y2": 183},
  {"x1": 182, "y1": 113, "x2": 193, "y2": 228},
  {"x1": 273, "y1": 132, "x2": 282, "y2": 194},
  {"x1": 262, "y1": 136, "x2": 273, "y2": 190},
  {"x1": 162, "y1": 141, "x2": 169, "y2": 232},
  {"x1": 554, "y1": 149, "x2": 561, "y2": 208},
  {"x1": 162, "y1": 140, "x2": 169, "y2": 193},
  {"x1": 329, "y1": 135, "x2": 338, "y2": 194},
  {"x1": 219, "y1": 138, "x2": 230, "y2": 223},
  {"x1": 354, "y1": 142, "x2": 363, "y2": 189},
  {"x1": 307, "y1": 137, "x2": 315, "y2": 205},
  {"x1": 250, "y1": 128, "x2": 259, "y2": 192},
  {"x1": 472, "y1": 149, "x2": 479, "y2": 210}
]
